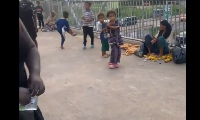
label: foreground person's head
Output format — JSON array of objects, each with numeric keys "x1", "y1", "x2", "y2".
[
  {"x1": 160, "y1": 20, "x2": 171, "y2": 31},
  {"x1": 63, "y1": 11, "x2": 69, "y2": 19},
  {"x1": 107, "y1": 10, "x2": 117, "y2": 22}
]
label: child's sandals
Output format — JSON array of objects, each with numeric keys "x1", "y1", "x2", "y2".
[
  {"x1": 108, "y1": 62, "x2": 119, "y2": 69},
  {"x1": 143, "y1": 57, "x2": 149, "y2": 62},
  {"x1": 102, "y1": 54, "x2": 110, "y2": 58}
]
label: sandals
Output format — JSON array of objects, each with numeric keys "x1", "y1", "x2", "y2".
[
  {"x1": 102, "y1": 54, "x2": 110, "y2": 58},
  {"x1": 143, "y1": 57, "x2": 148, "y2": 62},
  {"x1": 108, "y1": 62, "x2": 119, "y2": 69}
]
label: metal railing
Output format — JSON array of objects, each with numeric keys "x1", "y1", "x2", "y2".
[{"x1": 34, "y1": 0, "x2": 186, "y2": 47}]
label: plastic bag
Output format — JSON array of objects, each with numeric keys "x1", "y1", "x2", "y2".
[
  {"x1": 19, "y1": 96, "x2": 38, "y2": 111},
  {"x1": 134, "y1": 42, "x2": 148, "y2": 57},
  {"x1": 172, "y1": 45, "x2": 186, "y2": 64}
]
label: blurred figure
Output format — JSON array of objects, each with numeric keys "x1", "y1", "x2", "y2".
[
  {"x1": 56, "y1": 11, "x2": 76, "y2": 49},
  {"x1": 97, "y1": 13, "x2": 109, "y2": 58},
  {"x1": 35, "y1": 1, "x2": 44, "y2": 29},
  {"x1": 82, "y1": 1, "x2": 95, "y2": 49},
  {"x1": 19, "y1": 0, "x2": 38, "y2": 47},
  {"x1": 144, "y1": 20, "x2": 172, "y2": 58},
  {"x1": 42, "y1": 11, "x2": 56, "y2": 32},
  {"x1": 19, "y1": 18, "x2": 45, "y2": 120},
  {"x1": 106, "y1": 10, "x2": 123, "y2": 69}
]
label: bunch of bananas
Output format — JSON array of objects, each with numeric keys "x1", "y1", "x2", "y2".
[
  {"x1": 120, "y1": 43, "x2": 140, "y2": 56},
  {"x1": 143, "y1": 54, "x2": 173, "y2": 63}
]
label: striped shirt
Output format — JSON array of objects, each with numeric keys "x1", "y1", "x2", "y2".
[{"x1": 82, "y1": 9, "x2": 94, "y2": 27}]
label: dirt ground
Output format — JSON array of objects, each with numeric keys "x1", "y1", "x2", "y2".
[{"x1": 37, "y1": 31, "x2": 186, "y2": 120}]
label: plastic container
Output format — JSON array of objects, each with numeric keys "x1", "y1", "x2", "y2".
[{"x1": 19, "y1": 96, "x2": 38, "y2": 111}]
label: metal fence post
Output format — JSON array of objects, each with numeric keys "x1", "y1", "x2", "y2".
[{"x1": 142, "y1": 0, "x2": 145, "y2": 39}]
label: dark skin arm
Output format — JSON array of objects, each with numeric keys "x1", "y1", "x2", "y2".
[
  {"x1": 151, "y1": 30, "x2": 167, "y2": 44},
  {"x1": 108, "y1": 26, "x2": 119, "y2": 29},
  {"x1": 82, "y1": 17, "x2": 94, "y2": 22},
  {"x1": 32, "y1": 2, "x2": 37, "y2": 31},
  {"x1": 101, "y1": 27, "x2": 107, "y2": 32},
  {"x1": 41, "y1": 6, "x2": 43, "y2": 12},
  {"x1": 106, "y1": 22, "x2": 119, "y2": 29},
  {"x1": 19, "y1": 19, "x2": 45, "y2": 96},
  {"x1": 151, "y1": 37, "x2": 157, "y2": 44},
  {"x1": 33, "y1": 14, "x2": 38, "y2": 31},
  {"x1": 86, "y1": 19, "x2": 94, "y2": 22},
  {"x1": 19, "y1": 19, "x2": 40, "y2": 75}
]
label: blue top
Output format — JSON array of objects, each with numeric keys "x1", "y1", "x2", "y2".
[
  {"x1": 100, "y1": 22, "x2": 108, "y2": 40},
  {"x1": 56, "y1": 18, "x2": 69, "y2": 32}
]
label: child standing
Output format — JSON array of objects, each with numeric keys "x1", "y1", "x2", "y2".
[
  {"x1": 106, "y1": 10, "x2": 123, "y2": 69},
  {"x1": 56, "y1": 11, "x2": 76, "y2": 49},
  {"x1": 97, "y1": 13, "x2": 110, "y2": 58},
  {"x1": 35, "y1": 1, "x2": 44, "y2": 29},
  {"x1": 82, "y1": 1, "x2": 95, "y2": 49}
]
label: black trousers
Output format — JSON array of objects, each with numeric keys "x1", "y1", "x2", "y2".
[
  {"x1": 83, "y1": 26, "x2": 94, "y2": 46},
  {"x1": 19, "y1": 70, "x2": 44, "y2": 120},
  {"x1": 37, "y1": 15, "x2": 44, "y2": 28},
  {"x1": 19, "y1": 107, "x2": 44, "y2": 120}
]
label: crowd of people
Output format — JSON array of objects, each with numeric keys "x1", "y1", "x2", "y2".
[{"x1": 19, "y1": 0, "x2": 172, "y2": 119}]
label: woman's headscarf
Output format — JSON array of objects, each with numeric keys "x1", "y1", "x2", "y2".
[
  {"x1": 160, "y1": 20, "x2": 172, "y2": 32},
  {"x1": 51, "y1": 11, "x2": 55, "y2": 16},
  {"x1": 46, "y1": 11, "x2": 56, "y2": 25}
]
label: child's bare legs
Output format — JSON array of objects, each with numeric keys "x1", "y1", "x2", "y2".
[
  {"x1": 33, "y1": 39, "x2": 38, "y2": 48},
  {"x1": 144, "y1": 34, "x2": 153, "y2": 57},
  {"x1": 156, "y1": 36, "x2": 166, "y2": 58},
  {"x1": 108, "y1": 45, "x2": 119, "y2": 68},
  {"x1": 60, "y1": 32, "x2": 65, "y2": 49},
  {"x1": 156, "y1": 47, "x2": 164, "y2": 58},
  {"x1": 102, "y1": 51, "x2": 109, "y2": 58},
  {"x1": 102, "y1": 51, "x2": 106, "y2": 56}
]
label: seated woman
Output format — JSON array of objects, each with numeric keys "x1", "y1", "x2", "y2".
[
  {"x1": 144, "y1": 20, "x2": 172, "y2": 58},
  {"x1": 42, "y1": 11, "x2": 56, "y2": 32}
]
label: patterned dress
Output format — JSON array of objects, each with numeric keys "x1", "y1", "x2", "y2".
[
  {"x1": 108, "y1": 21, "x2": 123, "y2": 64},
  {"x1": 42, "y1": 15, "x2": 57, "y2": 32}
]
